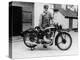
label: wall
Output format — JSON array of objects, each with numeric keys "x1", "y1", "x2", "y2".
[
  {"x1": 73, "y1": 19, "x2": 78, "y2": 28},
  {"x1": 54, "y1": 12, "x2": 78, "y2": 29},
  {"x1": 12, "y1": 2, "x2": 33, "y2": 23},
  {"x1": 11, "y1": 2, "x2": 34, "y2": 31}
]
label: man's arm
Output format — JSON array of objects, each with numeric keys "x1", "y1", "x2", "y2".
[
  {"x1": 39, "y1": 14, "x2": 42, "y2": 27},
  {"x1": 48, "y1": 11, "x2": 53, "y2": 19},
  {"x1": 49, "y1": 12, "x2": 54, "y2": 24}
]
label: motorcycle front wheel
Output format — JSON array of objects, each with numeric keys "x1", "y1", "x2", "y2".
[{"x1": 56, "y1": 32, "x2": 72, "y2": 50}]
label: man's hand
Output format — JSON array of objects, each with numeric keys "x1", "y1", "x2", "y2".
[{"x1": 50, "y1": 20, "x2": 54, "y2": 24}]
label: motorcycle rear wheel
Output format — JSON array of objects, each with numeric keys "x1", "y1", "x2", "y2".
[{"x1": 23, "y1": 32, "x2": 37, "y2": 50}]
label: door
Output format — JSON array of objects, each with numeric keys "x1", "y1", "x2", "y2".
[{"x1": 9, "y1": 6, "x2": 22, "y2": 36}]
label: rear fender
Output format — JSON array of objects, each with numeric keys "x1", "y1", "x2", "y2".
[{"x1": 21, "y1": 28, "x2": 37, "y2": 37}]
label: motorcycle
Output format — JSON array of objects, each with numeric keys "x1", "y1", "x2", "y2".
[{"x1": 21, "y1": 23, "x2": 72, "y2": 51}]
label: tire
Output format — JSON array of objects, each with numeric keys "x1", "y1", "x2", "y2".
[
  {"x1": 55, "y1": 32, "x2": 72, "y2": 51},
  {"x1": 23, "y1": 32, "x2": 37, "y2": 49}
]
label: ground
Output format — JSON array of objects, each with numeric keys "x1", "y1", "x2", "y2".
[{"x1": 12, "y1": 31, "x2": 78, "y2": 59}]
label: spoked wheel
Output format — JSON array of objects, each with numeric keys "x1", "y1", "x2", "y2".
[
  {"x1": 56, "y1": 32, "x2": 72, "y2": 50},
  {"x1": 23, "y1": 32, "x2": 37, "y2": 50}
]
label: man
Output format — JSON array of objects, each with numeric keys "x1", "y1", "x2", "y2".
[
  {"x1": 39, "y1": 5, "x2": 54, "y2": 48},
  {"x1": 39, "y1": 5, "x2": 53, "y2": 29}
]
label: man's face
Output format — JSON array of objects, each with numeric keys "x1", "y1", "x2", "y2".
[
  {"x1": 44, "y1": 5, "x2": 48, "y2": 11},
  {"x1": 44, "y1": 8, "x2": 48, "y2": 11}
]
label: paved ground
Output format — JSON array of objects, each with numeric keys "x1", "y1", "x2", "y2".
[{"x1": 12, "y1": 31, "x2": 78, "y2": 59}]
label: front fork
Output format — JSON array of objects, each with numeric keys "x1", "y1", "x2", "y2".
[{"x1": 49, "y1": 31, "x2": 56, "y2": 46}]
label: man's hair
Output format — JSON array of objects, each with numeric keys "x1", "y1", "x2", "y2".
[{"x1": 44, "y1": 5, "x2": 49, "y2": 9}]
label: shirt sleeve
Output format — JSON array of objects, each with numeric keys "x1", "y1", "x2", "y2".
[
  {"x1": 49, "y1": 12, "x2": 54, "y2": 24},
  {"x1": 39, "y1": 14, "x2": 42, "y2": 26},
  {"x1": 49, "y1": 12, "x2": 53, "y2": 20}
]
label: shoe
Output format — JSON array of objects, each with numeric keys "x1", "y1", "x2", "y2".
[{"x1": 43, "y1": 45, "x2": 47, "y2": 48}]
